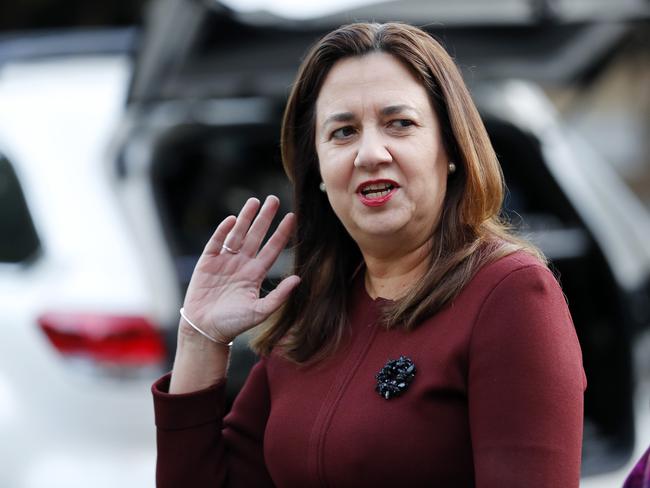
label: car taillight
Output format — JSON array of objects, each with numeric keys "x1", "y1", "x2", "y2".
[{"x1": 38, "y1": 312, "x2": 166, "y2": 368}]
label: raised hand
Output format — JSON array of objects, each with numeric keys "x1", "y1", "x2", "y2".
[{"x1": 180, "y1": 195, "x2": 300, "y2": 345}]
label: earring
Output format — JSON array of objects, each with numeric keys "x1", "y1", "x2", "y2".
[
  {"x1": 319, "y1": 181, "x2": 326, "y2": 192},
  {"x1": 448, "y1": 162, "x2": 457, "y2": 174}
]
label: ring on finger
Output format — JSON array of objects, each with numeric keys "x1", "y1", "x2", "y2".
[{"x1": 221, "y1": 244, "x2": 240, "y2": 255}]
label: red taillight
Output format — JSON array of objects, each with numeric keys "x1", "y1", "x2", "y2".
[{"x1": 38, "y1": 312, "x2": 166, "y2": 366}]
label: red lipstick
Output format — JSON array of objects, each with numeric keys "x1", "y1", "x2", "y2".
[{"x1": 356, "y1": 179, "x2": 400, "y2": 207}]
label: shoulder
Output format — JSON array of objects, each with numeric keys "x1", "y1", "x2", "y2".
[
  {"x1": 475, "y1": 249, "x2": 551, "y2": 283},
  {"x1": 461, "y1": 250, "x2": 559, "y2": 306},
  {"x1": 462, "y1": 250, "x2": 578, "y2": 356},
  {"x1": 464, "y1": 250, "x2": 586, "y2": 391},
  {"x1": 449, "y1": 249, "x2": 570, "y2": 338}
]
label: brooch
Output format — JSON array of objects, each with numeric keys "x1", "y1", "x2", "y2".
[{"x1": 375, "y1": 356, "x2": 416, "y2": 400}]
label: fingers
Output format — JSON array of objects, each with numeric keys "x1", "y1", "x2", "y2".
[
  {"x1": 254, "y1": 275, "x2": 301, "y2": 320},
  {"x1": 256, "y1": 212, "x2": 296, "y2": 269},
  {"x1": 202, "y1": 215, "x2": 237, "y2": 255},
  {"x1": 203, "y1": 195, "x2": 292, "y2": 264},
  {"x1": 240, "y1": 195, "x2": 281, "y2": 256},
  {"x1": 222, "y1": 197, "x2": 261, "y2": 252}
]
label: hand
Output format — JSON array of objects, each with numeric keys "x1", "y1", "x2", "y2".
[{"x1": 181, "y1": 195, "x2": 300, "y2": 344}]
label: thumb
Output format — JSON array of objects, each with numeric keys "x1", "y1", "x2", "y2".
[{"x1": 254, "y1": 275, "x2": 301, "y2": 321}]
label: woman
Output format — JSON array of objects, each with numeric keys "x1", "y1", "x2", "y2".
[{"x1": 153, "y1": 22, "x2": 586, "y2": 487}]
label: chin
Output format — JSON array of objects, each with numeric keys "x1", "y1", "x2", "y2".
[{"x1": 355, "y1": 220, "x2": 410, "y2": 240}]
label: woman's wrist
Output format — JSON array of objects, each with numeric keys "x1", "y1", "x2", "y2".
[
  {"x1": 179, "y1": 308, "x2": 234, "y2": 346},
  {"x1": 169, "y1": 319, "x2": 231, "y2": 394},
  {"x1": 177, "y1": 319, "x2": 230, "y2": 349}
]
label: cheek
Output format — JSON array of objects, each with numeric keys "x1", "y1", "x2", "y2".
[
  {"x1": 317, "y1": 147, "x2": 352, "y2": 187},
  {"x1": 432, "y1": 166, "x2": 449, "y2": 216},
  {"x1": 316, "y1": 145, "x2": 330, "y2": 179},
  {"x1": 430, "y1": 162, "x2": 448, "y2": 200},
  {"x1": 410, "y1": 160, "x2": 447, "y2": 211}
]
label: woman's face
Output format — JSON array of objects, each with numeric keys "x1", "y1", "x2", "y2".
[{"x1": 315, "y1": 52, "x2": 449, "y2": 253}]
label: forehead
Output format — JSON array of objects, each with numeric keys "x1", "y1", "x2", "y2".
[{"x1": 315, "y1": 52, "x2": 430, "y2": 119}]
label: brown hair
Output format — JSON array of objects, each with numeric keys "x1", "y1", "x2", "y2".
[{"x1": 251, "y1": 22, "x2": 544, "y2": 362}]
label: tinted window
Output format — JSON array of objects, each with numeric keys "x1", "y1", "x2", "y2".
[{"x1": 0, "y1": 156, "x2": 40, "y2": 262}]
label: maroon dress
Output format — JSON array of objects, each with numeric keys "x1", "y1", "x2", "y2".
[{"x1": 153, "y1": 251, "x2": 586, "y2": 487}]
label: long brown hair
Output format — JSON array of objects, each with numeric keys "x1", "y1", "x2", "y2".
[{"x1": 252, "y1": 22, "x2": 544, "y2": 362}]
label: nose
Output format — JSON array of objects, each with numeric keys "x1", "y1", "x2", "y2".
[{"x1": 353, "y1": 129, "x2": 393, "y2": 170}]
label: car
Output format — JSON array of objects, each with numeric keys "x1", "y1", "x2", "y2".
[
  {"x1": 113, "y1": 0, "x2": 650, "y2": 485},
  {"x1": 0, "y1": 29, "x2": 173, "y2": 487}
]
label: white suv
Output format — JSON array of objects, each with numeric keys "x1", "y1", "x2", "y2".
[{"x1": 0, "y1": 31, "x2": 177, "y2": 488}]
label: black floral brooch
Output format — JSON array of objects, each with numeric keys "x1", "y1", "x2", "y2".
[{"x1": 375, "y1": 356, "x2": 416, "y2": 400}]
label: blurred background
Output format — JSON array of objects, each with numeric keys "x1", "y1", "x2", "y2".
[{"x1": 0, "y1": 0, "x2": 648, "y2": 487}]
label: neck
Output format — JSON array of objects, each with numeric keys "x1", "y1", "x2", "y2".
[{"x1": 362, "y1": 240, "x2": 431, "y2": 300}]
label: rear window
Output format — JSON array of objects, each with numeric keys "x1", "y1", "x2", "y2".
[{"x1": 0, "y1": 155, "x2": 40, "y2": 263}]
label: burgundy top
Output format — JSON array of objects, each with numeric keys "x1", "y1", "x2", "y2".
[{"x1": 153, "y1": 251, "x2": 586, "y2": 487}]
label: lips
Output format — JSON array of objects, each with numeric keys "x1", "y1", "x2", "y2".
[{"x1": 356, "y1": 179, "x2": 400, "y2": 207}]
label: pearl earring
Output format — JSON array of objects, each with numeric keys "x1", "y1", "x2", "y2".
[
  {"x1": 319, "y1": 181, "x2": 326, "y2": 192},
  {"x1": 448, "y1": 162, "x2": 457, "y2": 174}
]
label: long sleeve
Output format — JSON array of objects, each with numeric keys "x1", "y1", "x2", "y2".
[
  {"x1": 152, "y1": 358, "x2": 275, "y2": 488},
  {"x1": 468, "y1": 264, "x2": 586, "y2": 487}
]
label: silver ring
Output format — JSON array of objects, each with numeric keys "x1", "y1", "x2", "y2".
[{"x1": 221, "y1": 244, "x2": 240, "y2": 255}]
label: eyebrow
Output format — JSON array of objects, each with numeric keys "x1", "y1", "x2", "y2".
[
  {"x1": 321, "y1": 104, "x2": 418, "y2": 129},
  {"x1": 380, "y1": 104, "x2": 418, "y2": 116},
  {"x1": 322, "y1": 111, "x2": 355, "y2": 129}
]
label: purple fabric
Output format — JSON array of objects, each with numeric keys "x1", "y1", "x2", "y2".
[{"x1": 624, "y1": 447, "x2": 650, "y2": 488}]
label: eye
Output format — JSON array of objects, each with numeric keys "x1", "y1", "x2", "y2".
[
  {"x1": 331, "y1": 126, "x2": 356, "y2": 140},
  {"x1": 389, "y1": 119, "x2": 415, "y2": 129}
]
